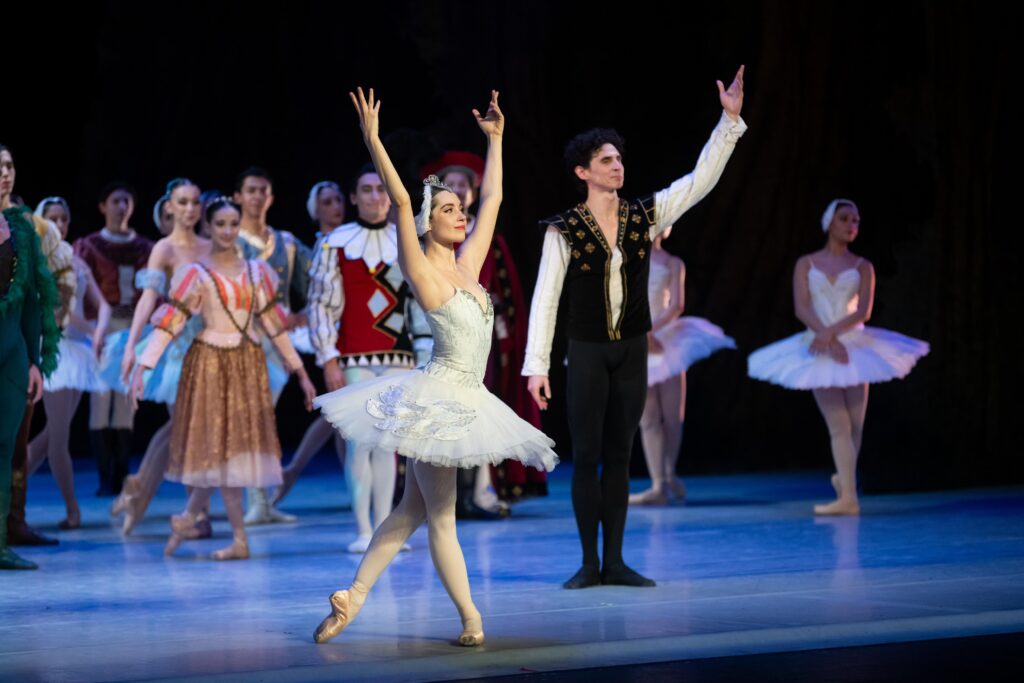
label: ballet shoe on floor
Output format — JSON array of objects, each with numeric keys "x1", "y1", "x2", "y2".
[
  {"x1": 563, "y1": 565, "x2": 601, "y2": 589},
  {"x1": 314, "y1": 590, "x2": 355, "y2": 644},
  {"x1": 211, "y1": 539, "x2": 250, "y2": 561},
  {"x1": 628, "y1": 487, "x2": 668, "y2": 506},
  {"x1": 601, "y1": 563, "x2": 657, "y2": 587},
  {"x1": 814, "y1": 499, "x2": 861, "y2": 516},
  {"x1": 458, "y1": 615, "x2": 485, "y2": 647}
]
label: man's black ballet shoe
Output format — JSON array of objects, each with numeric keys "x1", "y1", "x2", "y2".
[
  {"x1": 562, "y1": 565, "x2": 602, "y2": 589},
  {"x1": 600, "y1": 564, "x2": 656, "y2": 587}
]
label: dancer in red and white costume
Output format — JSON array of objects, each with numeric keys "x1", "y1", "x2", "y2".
[{"x1": 308, "y1": 165, "x2": 416, "y2": 553}]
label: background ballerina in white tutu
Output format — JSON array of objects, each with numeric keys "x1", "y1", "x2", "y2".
[
  {"x1": 747, "y1": 199, "x2": 929, "y2": 515},
  {"x1": 631, "y1": 224, "x2": 735, "y2": 506}
]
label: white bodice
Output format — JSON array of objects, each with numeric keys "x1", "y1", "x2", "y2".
[
  {"x1": 808, "y1": 265, "x2": 860, "y2": 328},
  {"x1": 421, "y1": 287, "x2": 494, "y2": 387}
]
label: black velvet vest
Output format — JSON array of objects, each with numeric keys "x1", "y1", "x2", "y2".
[{"x1": 541, "y1": 194, "x2": 656, "y2": 342}]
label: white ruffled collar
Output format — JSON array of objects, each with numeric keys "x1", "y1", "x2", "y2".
[{"x1": 326, "y1": 220, "x2": 398, "y2": 269}]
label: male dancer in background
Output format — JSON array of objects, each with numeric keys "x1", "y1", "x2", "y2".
[{"x1": 308, "y1": 164, "x2": 415, "y2": 553}]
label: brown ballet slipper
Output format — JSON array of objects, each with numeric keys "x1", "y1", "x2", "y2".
[
  {"x1": 314, "y1": 590, "x2": 354, "y2": 644},
  {"x1": 211, "y1": 538, "x2": 250, "y2": 561},
  {"x1": 121, "y1": 490, "x2": 149, "y2": 536},
  {"x1": 813, "y1": 499, "x2": 861, "y2": 516},
  {"x1": 628, "y1": 487, "x2": 668, "y2": 506},
  {"x1": 111, "y1": 475, "x2": 141, "y2": 517},
  {"x1": 164, "y1": 513, "x2": 202, "y2": 556},
  {"x1": 458, "y1": 615, "x2": 485, "y2": 647}
]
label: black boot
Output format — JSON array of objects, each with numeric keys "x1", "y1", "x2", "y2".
[
  {"x1": 7, "y1": 468, "x2": 58, "y2": 546},
  {"x1": 1, "y1": 486, "x2": 38, "y2": 570},
  {"x1": 91, "y1": 429, "x2": 115, "y2": 496},
  {"x1": 111, "y1": 429, "x2": 134, "y2": 496}
]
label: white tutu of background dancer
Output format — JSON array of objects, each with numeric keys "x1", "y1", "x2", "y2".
[
  {"x1": 747, "y1": 199, "x2": 929, "y2": 516},
  {"x1": 648, "y1": 316, "x2": 735, "y2": 385},
  {"x1": 747, "y1": 307, "x2": 927, "y2": 389},
  {"x1": 631, "y1": 225, "x2": 735, "y2": 506}
]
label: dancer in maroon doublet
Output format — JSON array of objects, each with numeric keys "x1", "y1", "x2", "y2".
[
  {"x1": 308, "y1": 166, "x2": 415, "y2": 553},
  {"x1": 74, "y1": 183, "x2": 152, "y2": 496}
]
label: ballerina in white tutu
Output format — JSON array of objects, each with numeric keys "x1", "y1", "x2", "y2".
[
  {"x1": 747, "y1": 199, "x2": 929, "y2": 515},
  {"x1": 631, "y1": 224, "x2": 735, "y2": 506},
  {"x1": 313, "y1": 88, "x2": 557, "y2": 647},
  {"x1": 26, "y1": 197, "x2": 112, "y2": 529}
]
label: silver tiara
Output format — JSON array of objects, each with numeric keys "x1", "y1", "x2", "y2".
[{"x1": 423, "y1": 174, "x2": 454, "y2": 195}]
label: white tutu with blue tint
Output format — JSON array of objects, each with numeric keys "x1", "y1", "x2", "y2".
[
  {"x1": 99, "y1": 317, "x2": 202, "y2": 403},
  {"x1": 315, "y1": 287, "x2": 558, "y2": 471},
  {"x1": 45, "y1": 328, "x2": 106, "y2": 393},
  {"x1": 748, "y1": 264, "x2": 929, "y2": 389}
]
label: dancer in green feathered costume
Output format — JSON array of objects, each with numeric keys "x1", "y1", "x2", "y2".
[{"x1": 0, "y1": 206, "x2": 60, "y2": 570}]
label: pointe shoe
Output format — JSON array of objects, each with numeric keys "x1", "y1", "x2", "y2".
[
  {"x1": 458, "y1": 616, "x2": 485, "y2": 647},
  {"x1": 314, "y1": 590, "x2": 354, "y2": 644},
  {"x1": 814, "y1": 499, "x2": 861, "y2": 516},
  {"x1": 628, "y1": 487, "x2": 668, "y2": 506},
  {"x1": 110, "y1": 475, "x2": 141, "y2": 516},
  {"x1": 164, "y1": 513, "x2": 201, "y2": 556},
  {"x1": 121, "y1": 511, "x2": 140, "y2": 536},
  {"x1": 121, "y1": 491, "x2": 148, "y2": 536},
  {"x1": 347, "y1": 534, "x2": 372, "y2": 553},
  {"x1": 272, "y1": 468, "x2": 299, "y2": 507},
  {"x1": 211, "y1": 539, "x2": 250, "y2": 561}
]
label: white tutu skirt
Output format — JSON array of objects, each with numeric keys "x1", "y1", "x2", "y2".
[
  {"x1": 315, "y1": 368, "x2": 559, "y2": 471},
  {"x1": 45, "y1": 331, "x2": 106, "y2": 393},
  {"x1": 648, "y1": 316, "x2": 736, "y2": 385},
  {"x1": 747, "y1": 325, "x2": 929, "y2": 390}
]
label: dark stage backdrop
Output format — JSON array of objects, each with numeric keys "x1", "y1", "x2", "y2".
[{"x1": 4, "y1": 1, "x2": 1016, "y2": 491}]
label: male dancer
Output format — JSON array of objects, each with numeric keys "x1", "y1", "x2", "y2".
[
  {"x1": 233, "y1": 166, "x2": 313, "y2": 524},
  {"x1": 0, "y1": 206, "x2": 60, "y2": 569},
  {"x1": 523, "y1": 66, "x2": 746, "y2": 588},
  {"x1": 75, "y1": 182, "x2": 152, "y2": 496},
  {"x1": 308, "y1": 164, "x2": 415, "y2": 552},
  {"x1": 1, "y1": 146, "x2": 75, "y2": 547}
]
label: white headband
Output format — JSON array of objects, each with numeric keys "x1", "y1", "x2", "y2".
[
  {"x1": 306, "y1": 180, "x2": 340, "y2": 221},
  {"x1": 821, "y1": 198, "x2": 857, "y2": 233},
  {"x1": 152, "y1": 195, "x2": 168, "y2": 231},
  {"x1": 34, "y1": 196, "x2": 69, "y2": 220},
  {"x1": 416, "y1": 175, "x2": 455, "y2": 237}
]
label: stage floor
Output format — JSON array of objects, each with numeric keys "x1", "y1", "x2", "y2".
[{"x1": 3, "y1": 463, "x2": 1023, "y2": 682}]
